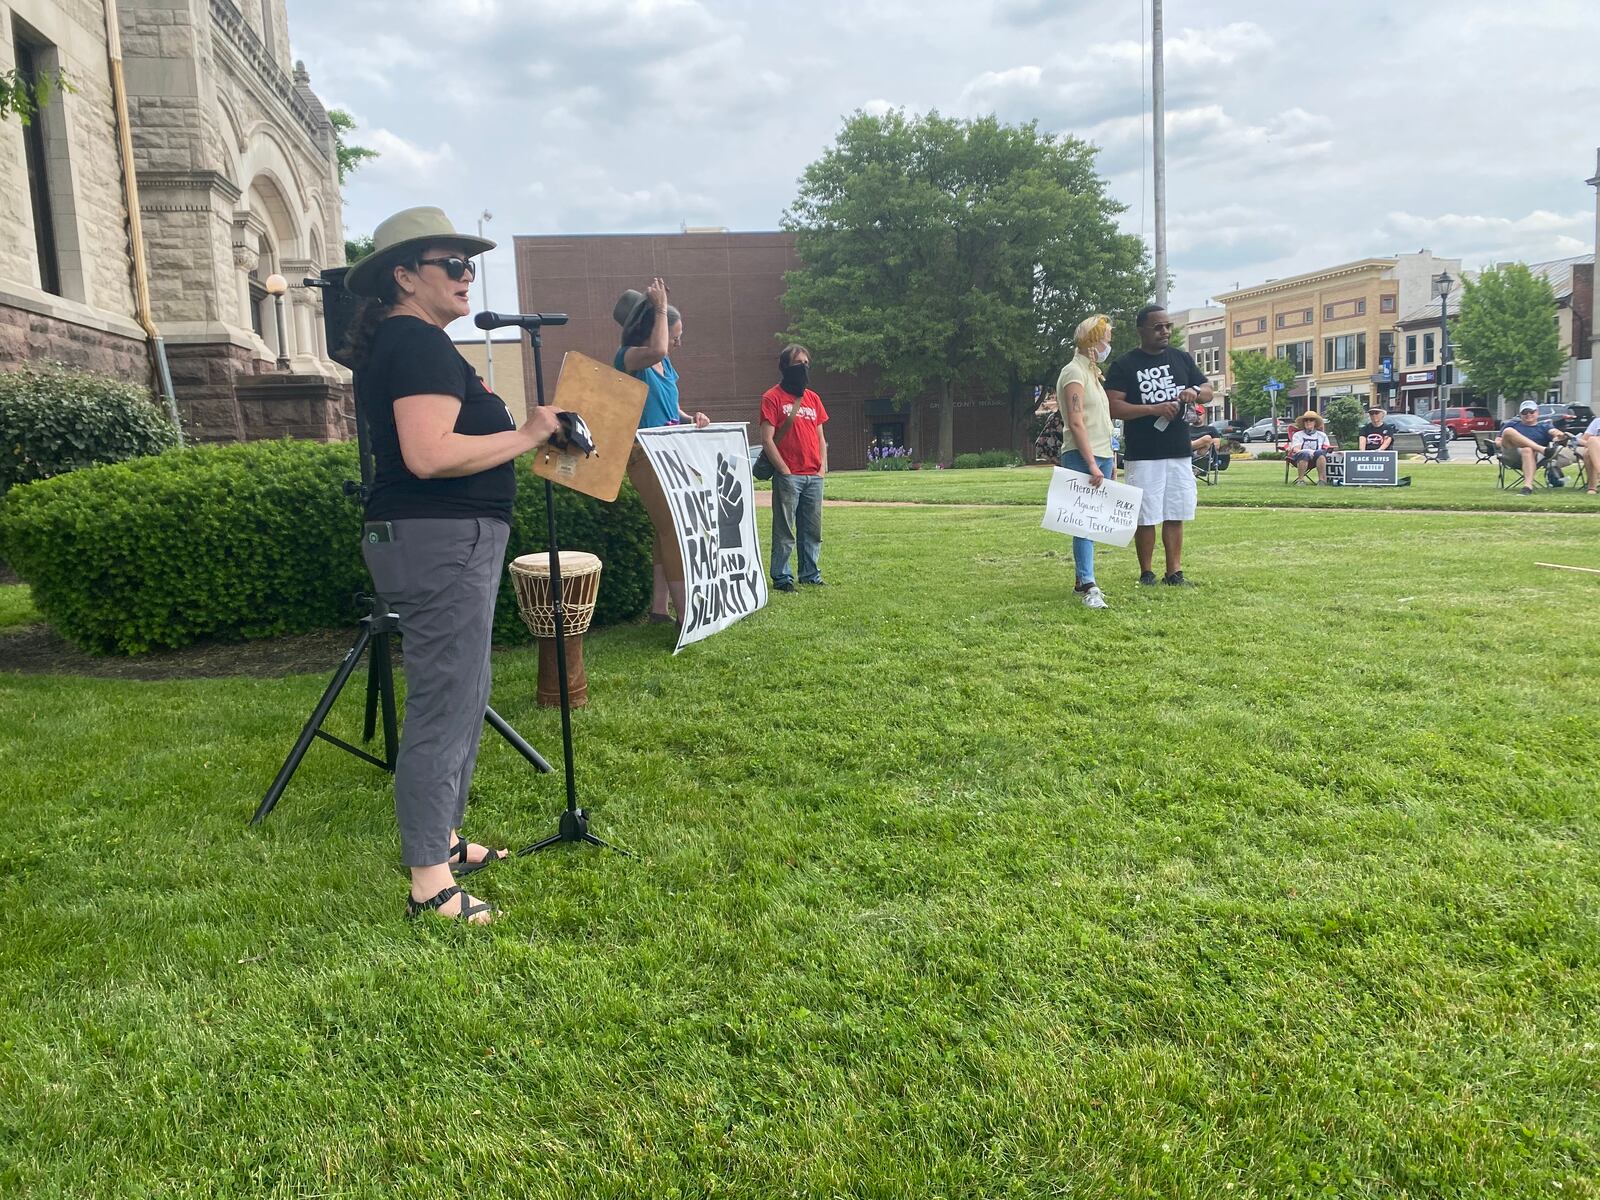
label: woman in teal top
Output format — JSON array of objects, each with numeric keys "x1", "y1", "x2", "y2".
[{"x1": 616, "y1": 277, "x2": 708, "y2": 623}]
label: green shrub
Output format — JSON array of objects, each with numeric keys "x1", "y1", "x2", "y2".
[
  {"x1": 866, "y1": 456, "x2": 913, "y2": 472},
  {"x1": 1255, "y1": 450, "x2": 1286, "y2": 461},
  {"x1": 0, "y1": 440, "x2": 650, "y2": 655},
  {"x1": 0, "y1": 363, "x2": 179, "y2": 495},
  {"x1": 951, "y1": 450, "x2": 1020, "y2": 469},
  {"x1": 1325, "y1": 396, "x2": 1364, "y2": 447}
]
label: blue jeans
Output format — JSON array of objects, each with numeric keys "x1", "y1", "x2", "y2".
[
  {"x1": 1058, "y1": 449, "x2": 1115, "y2": 586},
  {"x1": 771, "y1": 473, "x2": 824, "y2": 583}
]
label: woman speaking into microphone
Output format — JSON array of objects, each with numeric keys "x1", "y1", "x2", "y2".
[{"x1": 343, "y1": 207, "x2": 561, "y2": 924}]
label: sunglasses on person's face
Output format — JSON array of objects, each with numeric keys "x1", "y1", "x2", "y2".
[{"x1": 415, "y1": 256, "x2": 477, "y2": 282}]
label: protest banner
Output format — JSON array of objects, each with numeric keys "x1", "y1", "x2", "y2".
[
  {"x1": 1040, "y1": 468, "x2": 1142, "y2": 547},
  {"x1": 635, "y1": 424, "x2": 768, "y2": 652}
]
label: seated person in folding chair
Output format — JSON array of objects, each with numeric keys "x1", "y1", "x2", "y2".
[
  {"x1": 1357, "y1": 405, "x2": 1397, "y2": 451},
  {"x1": 1286, "y1": 410, "x2": 1335, "y2": 484},
  {"x1": 1579, "y1": 414, "x2": 1600, "y2": 496},
  {"x1": 1499, "y1": 398, "x2": 1573, "y2": 494}
]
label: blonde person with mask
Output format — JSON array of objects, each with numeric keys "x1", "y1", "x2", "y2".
[{"x1": 1056, "y1": 314, "x2": 1117, "y2": 610}]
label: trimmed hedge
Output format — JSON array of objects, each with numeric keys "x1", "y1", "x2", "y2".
[
  {"x1": 0, "y1": 440, "x2": 651, "y2": 655},
  {"x1": 951, "y1": 450, "x2": 1021, "y2": 469},
  {"x1": 0, "y1": 363, "x2": 179, "y2": 495}
]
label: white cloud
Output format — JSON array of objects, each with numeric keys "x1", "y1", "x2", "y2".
[
  {"x1": 288, "y1": 0, "x2": 1599, "y2": 319},
  {"x1": 361, "y1": 129, "x2": 456, "y2": 176},
  {"x1": 1382, "y1": 209, "x2": 1594, "y2": 266}
]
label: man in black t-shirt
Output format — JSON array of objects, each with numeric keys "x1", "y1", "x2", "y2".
[
  {"x1": 1104, "y1": 304, "x2": 1213, "y2": 587},
  {"x1": 1357, "y1": 406, "x2": 1398, "y2": 451}
]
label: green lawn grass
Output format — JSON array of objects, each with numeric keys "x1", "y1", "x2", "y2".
[
  {"x1": 0, "y1": 583, "x2": 37, "y2": 631},
  {"x1": 2, "y1": 506, "x2": 1598, "y2": 1197},
  {"x1": 821, "y1": 458, "x2": 1600, "y2": 513}
]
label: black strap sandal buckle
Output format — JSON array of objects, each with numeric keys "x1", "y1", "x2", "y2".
[
  {"x1": 405, "y1": 884, "x2": 497, "y2": 923},
  {"x1": 448, "y1": 836, "x2": 507, "y2": 878}
]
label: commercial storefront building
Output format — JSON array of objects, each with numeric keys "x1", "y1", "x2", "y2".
[{"x1": 1216, "y1": 252, "x2": 1459, "y2": 417}]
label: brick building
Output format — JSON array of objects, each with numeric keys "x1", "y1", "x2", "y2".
[
  {"x1": 1216, "y1": 252, "x2": 1459, "y2": 416},
  {"x1": 1, "y1": 0, "x2": 350, "y2": 441},
  {"x1": 1170, "y1": 306, "x2": 1224, "y2": 416},
  {"x1": 1394, "y1": 254, "x2": 1592, "y2": 420},
  {"x1": 513, "y1": 230, "x2": 1018, "y2": 471}
]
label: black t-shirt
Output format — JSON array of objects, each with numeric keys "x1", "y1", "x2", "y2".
[
  {"x1": 1358, "y1": 422, "x2": 1398, "y2": 450},
  {"x1": 359, "y1": 316, "x2": 517, "y2": 522},
  {"x1": 1104, "y1": 347, "x2": 1208, "y2": 460}
]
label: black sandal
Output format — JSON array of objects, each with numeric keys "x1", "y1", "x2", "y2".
[
  {"x1": 448, "y1": 835, "x2": 506, "y2": 878},
  {"x1": 405, "y1": 885, "x2": 496, "y2": 922}
]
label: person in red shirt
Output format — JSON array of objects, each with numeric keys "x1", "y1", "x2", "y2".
[{"x1": 759, "y1": 344, "x2": 829, "y2": 590}]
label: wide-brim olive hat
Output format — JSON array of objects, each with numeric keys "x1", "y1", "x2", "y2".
[{"x1": 344, "y1": 207, "x2": 494, "y2": 298}]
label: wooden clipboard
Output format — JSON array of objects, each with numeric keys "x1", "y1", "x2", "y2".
[{"x1": 530, "y1": 351, "x2": 648, "y2": 502}]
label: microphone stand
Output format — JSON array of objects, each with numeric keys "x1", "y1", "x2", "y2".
[{"x1": 501, "y1": 315, "x2": 625, "y2": 857}]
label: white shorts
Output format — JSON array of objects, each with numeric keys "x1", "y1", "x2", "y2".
[{"x1": 1124, "y1": 457, "x2": 1198, "y2": 525}]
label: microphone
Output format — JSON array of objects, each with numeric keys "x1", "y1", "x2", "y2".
[{"x1": 474, "y1": 310, "x2": 569, "y2": 330}]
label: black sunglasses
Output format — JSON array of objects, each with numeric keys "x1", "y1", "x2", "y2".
[{"x1": 414, "y1": 255, "x2": 477, "y2": 281}]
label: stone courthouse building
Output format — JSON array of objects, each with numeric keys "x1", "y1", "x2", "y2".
[{"x1": 0, "y1": 0, "x2": 349, "y2": 440}]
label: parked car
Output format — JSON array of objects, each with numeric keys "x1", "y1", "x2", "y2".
[
  {"x1": 1534, "y1": 403, "x2": 1595, "y2": 436},
  {"x1": 1209, "y1": 418, "x2": 1251, "y2": 439},
  {"x1": 1385, "y1": 412, "x2": 1444, "y2": 455},
  {"x1": 1243, "y1": 416, "x2": 1292, "y2": 442},
  {"x1": 1423, "y1": 406, "x2": 1496, "y2": 440}
]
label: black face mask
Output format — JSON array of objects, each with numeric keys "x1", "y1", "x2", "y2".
[{"x1": 780, "y1": 362, "x2": 809, "y2": 396}]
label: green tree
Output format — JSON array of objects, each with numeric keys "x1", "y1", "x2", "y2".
[
  {"x1": 1324, "y1": 395, "x2": 1363, "y2": 446},
  {"x1": 343, "y1": 233, "x2": 374, "y2": 266},
  {"x1": 1228, "y1": 350, "x2": 1297, "y2": 423},
  {"x1": 329, "y1": 109, "x2": 378, "y2": 186},
  {"x1": 782, "y1": 110, "x2": 1150, "y2": 464},
  {"x1": 1453, "y1": 263, "x2": 1564, "y2": 406},
  {"x1": 1, "y1": 66, "x2": 71, "y2": 125}
]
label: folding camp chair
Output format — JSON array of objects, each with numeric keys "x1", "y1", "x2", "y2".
[{"x1": 1497, "y1": 441, "x2": 1585, "y2": 491}]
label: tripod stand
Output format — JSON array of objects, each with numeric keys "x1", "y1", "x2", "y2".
[{"x1": 248, "y1": 584, "x2": 554, "y2": 825}]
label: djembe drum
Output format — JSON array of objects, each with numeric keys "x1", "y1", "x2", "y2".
[{"x1": 509, "y1": 551, "x2": 603, "y2": 707}]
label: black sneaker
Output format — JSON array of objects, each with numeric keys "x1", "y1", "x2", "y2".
[
  {"x1": 773, "y1": 579, "x2": 796, "y2": 593},
  {"x1": 1163, "y1": 571, "x2": 1195, "y2": 587},
  {"x1": 801, "y1": 578, "x2": 827, "y2": 586},
  {"x1": 1138, "y1": 570, "x2": 1159, "y2": 586}
]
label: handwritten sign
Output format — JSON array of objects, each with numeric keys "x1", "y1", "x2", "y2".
[
  {"x1": 635, "y1": 424, "x2": 768, "y2": 653},
  {"x1": 1041, "y1": 468, "x2": 1142, "y2": 547}
]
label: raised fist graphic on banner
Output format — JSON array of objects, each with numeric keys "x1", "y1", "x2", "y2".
[{"x1": 716, "y1": 453, "x2": 745, "y2": 549}]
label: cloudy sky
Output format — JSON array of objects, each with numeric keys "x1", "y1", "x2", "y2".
[{"x1": 285, "y1": 0, "x2": 1598, "y2": 326}]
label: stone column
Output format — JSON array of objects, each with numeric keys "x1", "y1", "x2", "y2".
[{"x1": 231, "y1": 239, "x2": 259, "y2": 331}]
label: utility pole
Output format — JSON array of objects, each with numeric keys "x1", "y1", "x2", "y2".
[
  {"x1": 479, "y1": 210, "x2": 494, "y2": 390},
  {"x1": 1152, "y1": 0, "x2": 1167, "y2": 311}
]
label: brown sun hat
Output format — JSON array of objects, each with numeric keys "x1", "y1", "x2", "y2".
[{"x1": 1296, "y1": 410, "x2": 1324, "y2": 427}]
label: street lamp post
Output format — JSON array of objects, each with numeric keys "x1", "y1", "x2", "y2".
[
  {"x1": 1434, "y1": 271, "x2": 1453, "y2": 460},
  {"x1": 265, "y1": 273, "x2": 290, "y2": 371},
  {"x1": 478, "y1": 210, "x2": 494, "y2": 390}
]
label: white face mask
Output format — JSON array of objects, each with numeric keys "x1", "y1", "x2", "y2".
[{"x1": 1094, "y1": 342, "x2": 1111, "y2": 362}]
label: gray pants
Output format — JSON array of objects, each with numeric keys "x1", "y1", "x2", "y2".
[{"x1": 362, "y1": 517, "x2": 510, "y2": 866}]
